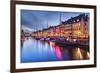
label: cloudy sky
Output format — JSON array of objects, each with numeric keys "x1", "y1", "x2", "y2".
[{"x1": 21, "y1": 10, "x2": 89, "y2": 32}]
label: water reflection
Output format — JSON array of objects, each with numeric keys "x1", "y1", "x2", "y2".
[{"x1": 21, "y1": 37, "x2": 90, "y2": 63}]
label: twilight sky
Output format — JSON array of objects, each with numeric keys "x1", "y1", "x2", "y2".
[{"x1": 21, "y1": 10, "x2": 89, "y2": 32}]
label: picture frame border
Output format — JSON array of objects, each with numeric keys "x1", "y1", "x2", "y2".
[{"x1": 10, "y1": 0, "x2": 97, "y2": 73}]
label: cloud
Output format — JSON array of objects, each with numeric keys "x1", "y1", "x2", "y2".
[{"x1": 22, "y1": 25, "x2": 35, "y2": 33}]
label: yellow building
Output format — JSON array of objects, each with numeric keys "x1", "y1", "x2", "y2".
[{"x1": 60, "y1": 14, "x2": 89, "y2": 39}]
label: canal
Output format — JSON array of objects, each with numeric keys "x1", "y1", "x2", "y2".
[{"x1": 21, "y1": 37, "x2": 90, "y2": 63}]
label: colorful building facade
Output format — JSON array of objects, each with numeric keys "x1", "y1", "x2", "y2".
[{"x1": 32, "y1": 13, "x2": 89, "y2": 40}]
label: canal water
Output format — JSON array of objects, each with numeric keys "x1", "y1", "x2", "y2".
[{"x1": 21, "y1": 37, "x2": 90, "y2": 63}]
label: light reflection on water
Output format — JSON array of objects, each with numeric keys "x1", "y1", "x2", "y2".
[{"x1": 21, "y1": 37, "x2": 90, "y2": 63}]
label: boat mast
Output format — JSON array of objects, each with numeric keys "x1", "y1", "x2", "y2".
[
  {"x1": 47, "y1": 19, "x2": 48, "y2": 38},
  {"x1": 60, "y1": 12, "x2": 62, "y2": 24},
  {"x1": 36, "y1": 24, "x2": 38, "y2": 37},
  {"x1": 60, "y1": 12, "x2": 62, "y2": 37}
]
